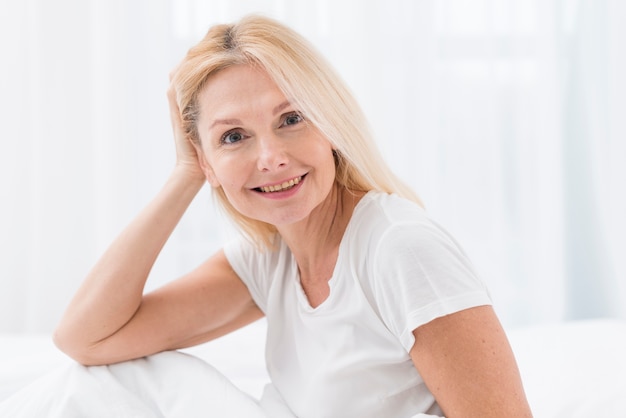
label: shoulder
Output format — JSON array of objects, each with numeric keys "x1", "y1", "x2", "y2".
[
  {"x1": 346, "y1": 191, "x2": 484, "y2": 299},
  {"x1": 353, "y1": 192, "x2": 478, "y2": 280},
  {"x1": 348, "y1": 191, "x2": 452, "y2": 257},
  {"x1": 349, "y1": 191, "x2": 428, "y2": 236},
  {"x1": 353, "y1": 191, "x2": 428, "y2": 225},
  {"x1": 348, "y1": 192, "x2": 491, "y2": 349},
  {"x1": 224, "y1": 235, "x2": 287, "y2": 267},
  {"x1": 223, "y1": 235, "x2": 293, "y2": 313}
]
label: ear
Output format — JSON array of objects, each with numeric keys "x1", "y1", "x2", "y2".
[{"x1": 193, "y1": 143, "x2": 220, "y2": 188}]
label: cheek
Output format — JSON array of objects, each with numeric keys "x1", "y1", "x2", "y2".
[
  {"x1": 212, "y1": 170, "x2": 241, "y2": 193},
  {"x1": 205, "y1": 152, "x2": 246, "y2": 188},
  {"x1": 312, "y1": 142, "x2": 337, "y2": 175}
]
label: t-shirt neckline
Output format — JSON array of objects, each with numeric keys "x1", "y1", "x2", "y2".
[{"x1": 291, "y1": 191, "x2": 377, "y2": 312}]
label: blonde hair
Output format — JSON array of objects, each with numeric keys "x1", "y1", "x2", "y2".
[{"x1": 172, "y1": 15, "x2": 422, "y2": 248}]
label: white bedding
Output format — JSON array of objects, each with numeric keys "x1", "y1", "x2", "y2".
[
  {"x1": 0, "y1": 319, "x2": 270, "y2": 404},
  {"x1": 1, "y1": 319, "x2": 625, "y2": 417}
]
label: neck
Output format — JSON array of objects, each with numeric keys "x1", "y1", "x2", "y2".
[{"x1": 277, "y1": 185, "x2": 364, "y2": 286}]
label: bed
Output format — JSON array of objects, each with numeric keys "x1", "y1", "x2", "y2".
[{"x1": 1, "y1": 318, "x2": 625, "y2": 417}]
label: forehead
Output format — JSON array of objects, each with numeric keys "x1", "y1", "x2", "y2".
[{"x1": 197, "y1": 64, "x2": 287, "y2": 120}]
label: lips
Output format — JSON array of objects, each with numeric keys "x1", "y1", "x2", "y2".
[{"x1": 255, "y1": 175, "x2": 304, "y2": 193}]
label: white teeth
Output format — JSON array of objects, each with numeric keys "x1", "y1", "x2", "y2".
[{"x1": 260, "y1": 176, "x2": 301, "y2": 193}]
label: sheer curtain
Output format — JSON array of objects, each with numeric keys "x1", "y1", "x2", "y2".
[{"x1": 1, "y1": 0, "x2": 624, "y2": 333}]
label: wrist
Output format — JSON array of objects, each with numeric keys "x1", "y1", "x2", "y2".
[{"x1": 171, "y1": 164, "x2": 207, "y2": 189}]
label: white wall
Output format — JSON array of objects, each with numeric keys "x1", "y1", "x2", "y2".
[{"x1": 1, "y1": 0, "x2": 625, "y2": 333}]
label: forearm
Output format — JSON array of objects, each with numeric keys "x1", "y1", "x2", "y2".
[{"x1": 54, "y1": 167, "x2": 205, "y2": 351}]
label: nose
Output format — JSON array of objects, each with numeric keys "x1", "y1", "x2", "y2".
[{"x1": 256, "y1": 132, "x2": 289, "y2": 172}]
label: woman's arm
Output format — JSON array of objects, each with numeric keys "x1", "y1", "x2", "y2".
[
  {"x1": 53, "y1": 85, "x2": 263, "y2": 366},
  {"x1": 410, "y1": 305, "x2": 533, "y2": 417},
  {"x1": 53, "y1": 169, "x2": 261, "y2": 365}
]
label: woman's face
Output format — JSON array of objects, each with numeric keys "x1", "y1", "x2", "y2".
[{"x1": 195, "y1": 64, "x2": 337, "y2": 227}]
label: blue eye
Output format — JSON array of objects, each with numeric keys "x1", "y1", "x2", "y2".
[
  {"x1": 221, "y1": 130, "x2": 244, "y2": 144},
  {"x1": 283, "y1": 112, "x2": 303, "y2": 126}
]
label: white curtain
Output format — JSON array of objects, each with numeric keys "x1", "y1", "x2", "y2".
[{"x1": 1, "y1": 0, "x2": 624, "y2": 333}]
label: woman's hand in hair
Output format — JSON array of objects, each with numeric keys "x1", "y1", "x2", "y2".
[{"x1": 167, "y1": 73, "x2": 206, "y2": 183}]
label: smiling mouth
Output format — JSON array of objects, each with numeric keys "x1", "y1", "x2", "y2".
[{"x1": 255, "y1": 175, "x2": 304, "y2": 193}]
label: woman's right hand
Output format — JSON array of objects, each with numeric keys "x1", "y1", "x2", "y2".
[{"x1": 167, "y1": 71, "x2": 206, "y2": 182}]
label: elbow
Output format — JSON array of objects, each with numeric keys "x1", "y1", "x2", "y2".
[
  {"x1": 52, "y1": 323, "x2": 71, "y2": 357},
  {"x1": 52, "y1": 326, "x2": 104, "y2": 367}
]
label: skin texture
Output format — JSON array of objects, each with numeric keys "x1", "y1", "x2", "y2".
[
  {"x1": 411, "y1": 306, "x2": 533, "y2": 417},
  {"x1": 54, "y1": 64, "x2": 533, "y2": 416},
  {"x1": 193, "y1": 65, "x2": 361, "y2": 307},
  {"x1": 194, "y1": 65, "x2": 339, "y2": 229}
]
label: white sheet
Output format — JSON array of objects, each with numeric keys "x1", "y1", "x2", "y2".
[
  {"x1": 1, "y1": 319, "x2": 625, "y2": 417},
  {"x1": 0, "y1": 334, "x2": 68, "y2": 402},
  {"x1": 0, "y1": 350, "x2": 268, "y2": 417}
]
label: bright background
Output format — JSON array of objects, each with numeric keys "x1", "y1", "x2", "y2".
[{"x1": 1, "y1": 0, "x2": 624, "y2": 334}]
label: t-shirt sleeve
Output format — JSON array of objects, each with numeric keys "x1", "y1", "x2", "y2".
[
  {"x1": 223, "y1": 237, "x2": 270, "y2": 314},
  {"x1": 371, "y1": 220, "x2": 492, "y2": 352}
]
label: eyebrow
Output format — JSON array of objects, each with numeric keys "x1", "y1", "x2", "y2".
[
  {"x1": 209, "y1": 118, "x2": 242, "y2": 130},
  {"x1": 273, "y1": 100, "x2": 292, "y2": 115},
  {"x1": 209, "y1": 101, "x2": 293, "y2": 130}
]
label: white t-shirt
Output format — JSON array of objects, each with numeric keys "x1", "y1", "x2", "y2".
[{"x1": 224, "y1": 191, "x2": 492, "y2": 417}]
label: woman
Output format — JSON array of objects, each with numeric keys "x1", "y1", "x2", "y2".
[{"x1": 52, "y1": 15, "x2": 532, "y2": 417}]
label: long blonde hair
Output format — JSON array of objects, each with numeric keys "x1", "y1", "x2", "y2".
[{"x1": 172, "y1": 15, "x2": 422, "y2": 248}]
